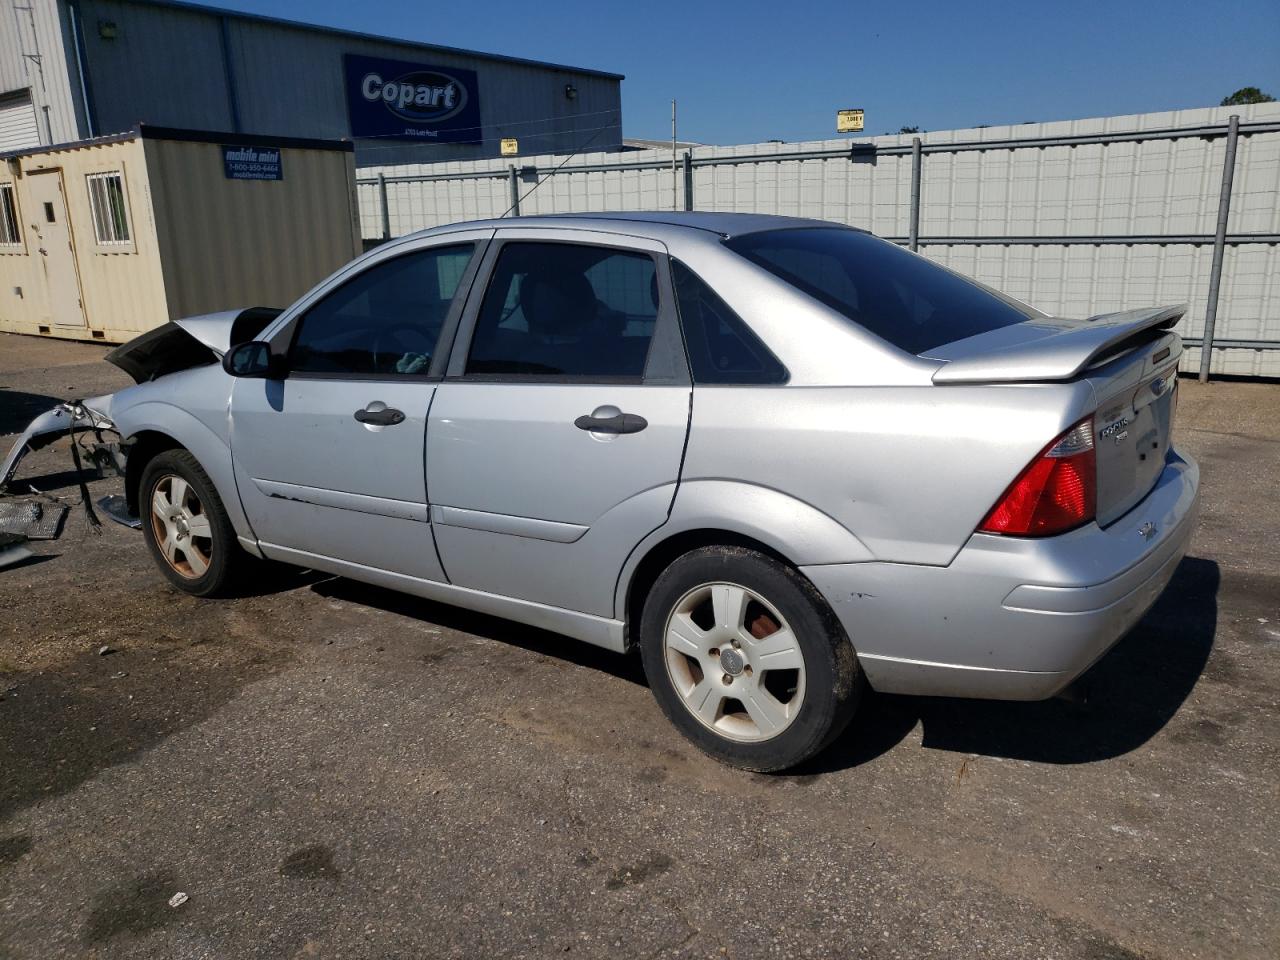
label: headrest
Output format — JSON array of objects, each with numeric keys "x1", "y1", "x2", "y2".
[{"x1": 520, "y1": 269, "x2": 597, "y2": 337}]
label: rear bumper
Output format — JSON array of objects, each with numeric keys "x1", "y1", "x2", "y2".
[{"x1": 801, "y1": 450, "x2": 1200, "y2": 700}]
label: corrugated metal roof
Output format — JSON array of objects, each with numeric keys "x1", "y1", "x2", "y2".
[{"x1": 114, "y1": 0, "x2": 626, "y2": 80}]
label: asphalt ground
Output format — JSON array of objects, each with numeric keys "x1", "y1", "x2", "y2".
[{"x1": 0, "y1": 332, "x2": 1277, "y2": 959}]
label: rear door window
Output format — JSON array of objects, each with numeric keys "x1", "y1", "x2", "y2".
[
  {"x1": 465, "y1": 242, "x2": 658, "y2": 379},
  {"x1": 726, "y1": 228, "x2": 1037, "y2": 355}
]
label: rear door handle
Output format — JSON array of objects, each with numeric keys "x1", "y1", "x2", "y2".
[
  {"x1": 574, "y1": 412, "x2": 648, "y2": 434},
  {"x1": 354, "y1": 405, "x2": 405, "y2": 426}
]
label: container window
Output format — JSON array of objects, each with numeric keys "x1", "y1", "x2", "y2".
[
  {"x1": 86, "y1": 172, "x2": 131, "y2": 245},
  {"x1": 0, "y1": 184, "x2": 19, "y2": 245}
]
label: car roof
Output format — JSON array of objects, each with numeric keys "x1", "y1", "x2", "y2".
[{"x1": 402, "y1": 211, "x2": 863, "y2": 243}]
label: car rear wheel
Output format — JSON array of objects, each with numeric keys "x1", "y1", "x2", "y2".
[
  {"x1": 140, "y1": 450, "x2": 237, "y2": 597},
  {"x1": 639, "y1": 546, "x2": 861, "y2": 772}
]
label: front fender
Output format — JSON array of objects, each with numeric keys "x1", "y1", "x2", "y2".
[
  {"x1": 614, "y1": 479, "x2": 873, "y2": 619},
  {"x1": 113, "y1": 399, "x2": 255, "y2": 546}
]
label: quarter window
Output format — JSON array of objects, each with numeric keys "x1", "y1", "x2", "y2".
[
  {"x1": 86, "y1": 172, "x2": 131, "y2": 245},
  {"x1": 0, "y1": 184, "x2": 20, "y2": 245},
  {"x1": 290, "y1": 244, "x2": 475, "y2": 376},
  {"x1": 466, "y1": 242, "x2": 658, "y2": 379},
  {"x1": 671, "y1": 260, "x2": 786, "y2": 384}
]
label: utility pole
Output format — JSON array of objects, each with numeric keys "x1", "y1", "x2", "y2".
[{"x1": 671, "y1": 99, "x2": 678, "y2": 212}]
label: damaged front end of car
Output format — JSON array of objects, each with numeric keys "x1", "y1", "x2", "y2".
[
  {"x1": 0, "y1": 397, "x2": 121, "y2": 492},
  {"x1": 1, "y1": 306, "x2": 281, "y2": 528}
]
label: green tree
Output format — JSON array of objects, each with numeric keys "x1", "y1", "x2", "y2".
[
  {"x1": 1220, "y1": 87, "x2": 1276, "y2": 105},
  {"x1": 898, "y1": 125, "x2": 922, "y2": 134}
]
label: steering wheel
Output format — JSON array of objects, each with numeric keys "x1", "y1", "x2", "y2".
[{"x1": 371, "y1": 322, "x2": 433, "y2": 373}]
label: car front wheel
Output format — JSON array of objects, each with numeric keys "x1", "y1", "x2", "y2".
[
  {"x1": 140, "y1": 449, "x2": 238, "y2": 597},
  {"x1": 639, "y1": 546, "x2": 861, "y2": 772}
]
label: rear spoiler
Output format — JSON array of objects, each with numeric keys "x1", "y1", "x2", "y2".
[{"x1": 931, "y1": 304, "x2": 1186, "y2": 384}]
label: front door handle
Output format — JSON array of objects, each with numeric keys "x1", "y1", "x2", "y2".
[
  {"x1": 574, "y1": 412, "x2": 648, "y2": 434},
  {"x1": 354, "y1": 405, "x2": 405, "y2": 426}
]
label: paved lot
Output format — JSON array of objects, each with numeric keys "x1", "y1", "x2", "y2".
[{"x1": 0, "y1": 331, "x2": 1277, "y2": 959}]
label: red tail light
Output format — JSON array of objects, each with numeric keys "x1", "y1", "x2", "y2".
[{"x1": 979, "y1": 418, "x2": 1096, "y2": 536}]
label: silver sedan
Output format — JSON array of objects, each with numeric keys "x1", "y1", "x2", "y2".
[{"x1": 3, "y1": 213, "x2": 1200, "y2": 771}]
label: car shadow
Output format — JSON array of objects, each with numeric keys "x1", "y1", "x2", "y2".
[
  {"x1": 309, "y1": 578, "x2": 648, "y2": 687},
  {"x1": 303, "y1": 556, "x2": 1216, "y2": 774},
  {"x1": 796, "y1": 555, "x2": 1221, "y2": 774},
  {"x1": 6, "y1": 469, "x2": 95, "y2": 495}
]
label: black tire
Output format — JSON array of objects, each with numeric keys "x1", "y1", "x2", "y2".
[
  {"x1": 139, "y1": 449, "x2": 239, "y2": 597},
  {"x1": 639, "y1": 546, "x2": 861, "y2": 772}
]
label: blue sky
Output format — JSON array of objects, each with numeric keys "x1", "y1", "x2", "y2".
[{"x1": 218, "y1": 0, "x2": 1280, "y2": 144}]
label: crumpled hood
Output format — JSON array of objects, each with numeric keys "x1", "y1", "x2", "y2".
[
  {"x1": 171, "y1": 309, "x2": 254, "y2": 356},
  {"x1": 103, "y1": 307, "x2": 282, "y2": 384},
  {"x1": 173, "y1": 306, "x2": 283, "y2": 357}
]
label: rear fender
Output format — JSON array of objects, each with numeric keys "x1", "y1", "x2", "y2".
[{"x1": 614, "y1": 479, "x2": 874, "y2": 621}]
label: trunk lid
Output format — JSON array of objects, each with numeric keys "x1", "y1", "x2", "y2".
[
  {"x1": 1086, "y1": 331, "x2": 1181, "y2": 525},
  {"x1": 928, "y1": 305, "x2": 1185, "y2": 528}
]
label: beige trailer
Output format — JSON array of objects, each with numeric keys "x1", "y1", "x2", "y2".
[{"x1": 0, "y1": 126, "x2": 360, "y2": 344}]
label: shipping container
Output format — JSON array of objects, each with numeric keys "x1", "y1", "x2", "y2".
[{"x1": 0, "y1": 125, "x2": 360, "y2": 343}]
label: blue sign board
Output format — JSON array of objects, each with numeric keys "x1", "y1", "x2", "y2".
[
  {"x1": 344, "y1": 54, "x2": 482, "y2": 144},
  {"x1": 222, "y1": 144, "x2": 282, "y2": 180}
]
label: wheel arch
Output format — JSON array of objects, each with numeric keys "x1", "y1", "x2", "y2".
[
  {"x1": 620, "y1": 528, "x2": 795, "y2": 649},
  {"x1": 618, "y1": 481, "x2": 875, "y2": 650},
  {"x1": 124, "y1": 430, "x2": 183, "y2": 517},
  {"x1": 116, "y1": 402, "x2": 258, "y2": 550}
]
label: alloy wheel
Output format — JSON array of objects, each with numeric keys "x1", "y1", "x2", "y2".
[
  {"x1": 149, "y1": 473, "x2": 214, "y2": 579},
  {"x1": 663, "y1": 582, "x2": 806, "y2": 742}
]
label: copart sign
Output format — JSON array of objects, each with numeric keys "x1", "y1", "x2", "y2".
[{"x1": 344, "y1": 54, "x2": 481, "y2": 143}]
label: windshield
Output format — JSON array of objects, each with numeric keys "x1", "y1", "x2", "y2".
[{"x1": 726, "y1": 228, "x2": 1039, "y2": 355}]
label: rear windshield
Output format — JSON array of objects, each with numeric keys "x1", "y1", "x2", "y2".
[{"x1": 725, "y1": 228, "x2": 1038, "y2": 355}]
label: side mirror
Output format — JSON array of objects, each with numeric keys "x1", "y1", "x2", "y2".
[{"x1": 222, "y1": 340, "x2": 282, "y2": 379}]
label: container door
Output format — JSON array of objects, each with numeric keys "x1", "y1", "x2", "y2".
[{"x1": 25, "y1": 170, "x2": 87, "y2": 329}]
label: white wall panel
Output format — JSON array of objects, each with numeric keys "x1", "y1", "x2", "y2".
[{"x1": 360, "y1": 103, "x2": 1280, "y2": 376}]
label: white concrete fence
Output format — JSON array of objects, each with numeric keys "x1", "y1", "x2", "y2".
[{"x1": 356, "y1": 103, "x2": 1280, "y2": 378}]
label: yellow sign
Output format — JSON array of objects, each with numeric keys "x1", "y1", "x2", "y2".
[
  {"x1": 500, "y1": 138, "x2": 518, "y2": 156},
  {"x1": 836, "y1": 109, "x2": 865, "y2": 133}
]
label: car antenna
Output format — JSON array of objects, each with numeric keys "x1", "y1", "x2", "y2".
[{"x1": 500, "y1": 114, "x2": 619, "y2": 218}]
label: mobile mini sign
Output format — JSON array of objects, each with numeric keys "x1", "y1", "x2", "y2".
[
  {"x1": 222, "y1": 144, "x2": 282, "y2": 180},
  {"x1": 344, "y1": 54, "x2": 482, "y2": 143}
]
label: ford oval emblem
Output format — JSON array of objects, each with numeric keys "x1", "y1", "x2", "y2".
[{"x1": 1151, "y1": 377, "x2": 1166, "y2": 396}]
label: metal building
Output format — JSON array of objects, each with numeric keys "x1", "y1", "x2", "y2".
[
  {"x1": 0, "y1": 125, "x2": 360, "y2": 342},
  {"x1": 0, "y1": 0, "x2": 624, "y2": 166}
]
